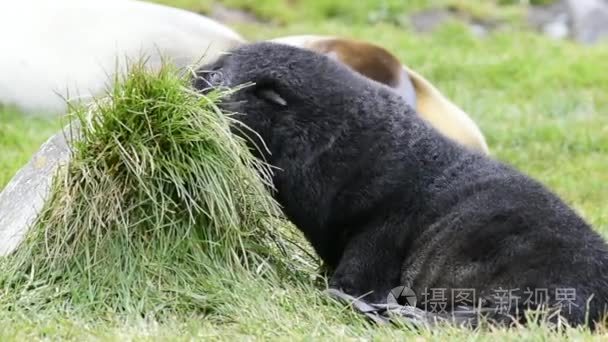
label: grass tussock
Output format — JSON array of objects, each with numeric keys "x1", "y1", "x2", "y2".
[{"x1": 0, "y1": 61, "x2": 313, "y2": 321}]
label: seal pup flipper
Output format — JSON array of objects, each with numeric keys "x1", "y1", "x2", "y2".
[
  {"x1": 325, "y1": 288, "x2": 467, "y2": 328},
  {"x1": 324, "y1": 288, "x2": 390, "y2": 325}
]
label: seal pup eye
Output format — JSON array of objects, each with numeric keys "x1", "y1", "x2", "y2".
[{"x1": 255, "y1": 86, "x2": 287, "y2": 107}]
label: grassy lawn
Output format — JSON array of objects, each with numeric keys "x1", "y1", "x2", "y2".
[{"x1": 1, "y1": 0, "x2": 607, "y2": 340}]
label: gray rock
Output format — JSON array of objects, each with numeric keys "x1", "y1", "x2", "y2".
[
  {"x1": 543, "y1": 13, "x2": 570, "y2": 40},
  {"x1": 528, "y1": 0, "x2": 571, "y2": 40},
  {"x1": 410, "y1": 9, "x2": 453, "y2": 33},
  {"x1": 567, "y1": 0, "x2": 608, "y2": 44},
  {"x1": 470, "y1": 22, "x2": 490, "y2": 38},
  {"x1": 529, "y1": 0, "x2": 608, "y2": 44},
  {"x1": 209, "y1": 3, "x2": 265, "y2": 25},
  {"x1": 409, "y1": 8, "x2": 497, "y2": 37},
  {"x1": 0, "y1": 125, "x2": 77, "y2": 255}
]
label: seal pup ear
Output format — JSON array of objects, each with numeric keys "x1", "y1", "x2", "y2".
[{"x1": 255, "y1": 86, "x2": 287, "y2": 107}]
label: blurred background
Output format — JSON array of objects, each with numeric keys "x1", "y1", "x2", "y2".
[{"x1": 152, "y1": 0, "x2": 608, "y2": 44}]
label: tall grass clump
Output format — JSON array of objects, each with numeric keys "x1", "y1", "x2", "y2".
[{"x1": 0, "y1": 61, "x2": 311, "y2": 321}]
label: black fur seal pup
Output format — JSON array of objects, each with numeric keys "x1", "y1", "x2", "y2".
[{"x1": 194, "y1": 42, "x2": 608, "y2": 327}]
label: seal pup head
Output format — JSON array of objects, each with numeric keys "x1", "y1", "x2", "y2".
[{"x1": 193, "y1": 42, "x2": 402, "y2": 161}]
